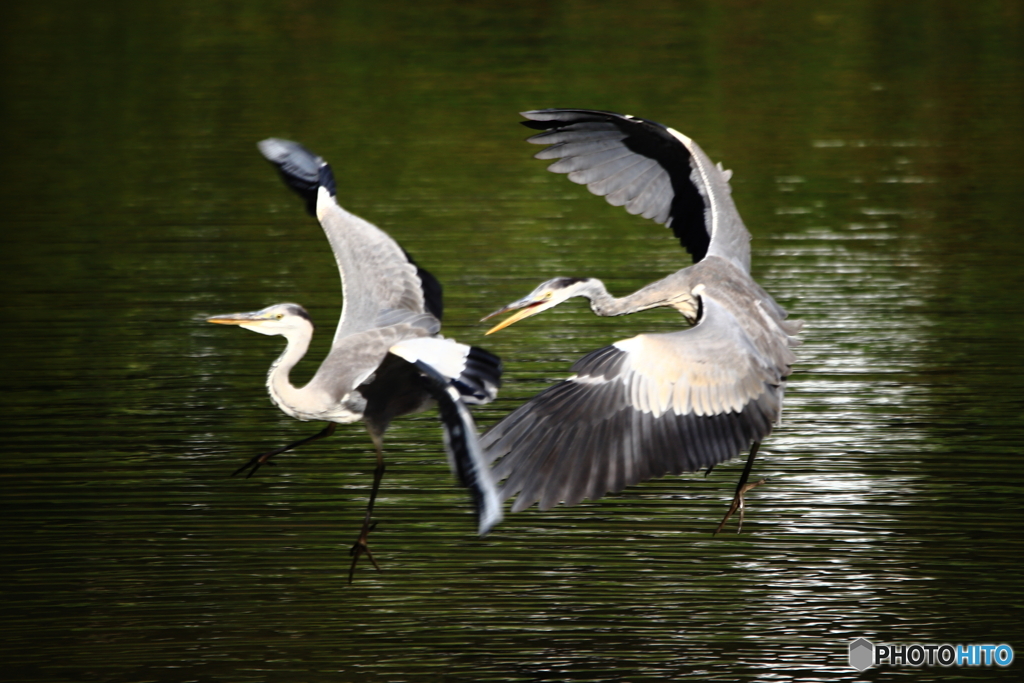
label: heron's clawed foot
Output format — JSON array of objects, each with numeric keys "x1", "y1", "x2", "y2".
[
  {"x1": 348, "y1": 519, "x2": 381, "y2": 583},
  {"x1": 713, "y1": 478, "x2": 768, "y2": 535}
]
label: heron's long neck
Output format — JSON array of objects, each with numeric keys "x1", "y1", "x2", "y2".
[
  {"x1": 582, "y1": 276, "x2": 699, "y2": 321},
  {"x1": 266, "y1": 326, "x2": 313, "y2": 417}
]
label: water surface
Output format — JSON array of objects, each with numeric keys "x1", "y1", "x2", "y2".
[{"x1": 3, "y1": 2, "x2": 1023, "y2": 681}]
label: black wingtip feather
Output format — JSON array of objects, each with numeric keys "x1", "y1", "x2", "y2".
[
  {"x1": 452, "y1": 346, "x2": 503, "y2": 405},
  {"x1": 399, "y1": 248, "x2": 444, "y2": 321},
  {"x1": 318, "y1": 162, "x2": 336, "y2": 201},
  {"x1": 257, "y1": 137, "x2": 333, "y2": 217},
  {"x1": 410, "y1": 360, "x2": 503, "y2": 535}
]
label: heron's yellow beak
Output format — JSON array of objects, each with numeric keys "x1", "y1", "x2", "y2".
[
  {"x1": 206, "y1": 312, "x2": 264, "y2": 325},
  {"x1": 481, "y1": 301, "x2": 546, "y2": 335}
]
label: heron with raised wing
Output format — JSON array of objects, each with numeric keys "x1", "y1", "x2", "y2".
[
  {"x1": 207, "y1": 139, "x2": 502, "y2": 580},
  {"x1": 481, "y1": 109, "x2": 802, "y2": 533}
]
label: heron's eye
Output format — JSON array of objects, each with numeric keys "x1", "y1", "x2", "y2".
[{"x1": 275, "y1": 313, "x2": 284, "y2": 320}]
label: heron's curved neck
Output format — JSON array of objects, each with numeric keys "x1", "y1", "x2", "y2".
[
  {"x1": 266, "y1": 324, "x2": 313, "y2": 417},
  {"x1": 580, "y1": 276, "x2": 699, "y2": 322}
]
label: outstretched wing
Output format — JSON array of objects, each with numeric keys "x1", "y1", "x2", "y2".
[
  {"x1": 481, "y1": 297, "x2": 788, "y2": 513},
  {"x1": 521, "y1": 109, "x2": 751, "y2": 272},
  {"x1": 257, "y1": 138, "x2": 436, "y2": 344}
]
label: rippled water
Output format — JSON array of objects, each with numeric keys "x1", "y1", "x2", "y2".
[{"x1": 4, "y1": 2, "x2": 1023, "y2": 681}]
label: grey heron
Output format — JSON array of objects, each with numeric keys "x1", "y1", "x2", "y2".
[
  {"x1": 207, "y1": 139, "x2": 503, "y2": 580},
  {"x1": 481, "y1": 109, "x2": 802, "y2": 533}
]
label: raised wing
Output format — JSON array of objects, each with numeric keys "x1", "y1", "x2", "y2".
[
  {"x1": 257, "y1": 138, "x2": 435, "y2": 344},
  {"x1": 481, "y1": 297, "x2": 788, "y2": 513},
  {"x1": 521, "y1": 109, "x2": 752, "y2": 272}
]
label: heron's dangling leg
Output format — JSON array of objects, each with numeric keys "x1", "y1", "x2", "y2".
[
  {"x1": 349, "y1": 430, "x2": 386, "y2": 583},
  {"x1": 232, "y1": 423, "x2": 337, "y2": 478},
  {"x1": 714, "y1": 441, "x2": 768, "y2": 535}
]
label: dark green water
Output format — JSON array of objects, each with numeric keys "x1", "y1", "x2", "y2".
[{"x1": 3, "y1": 2, "x2": 1023, "y2": 681}]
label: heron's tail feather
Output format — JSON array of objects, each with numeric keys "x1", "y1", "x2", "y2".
[{"x1": 257, "y1": 138, "x2": 332, "y2": 217}]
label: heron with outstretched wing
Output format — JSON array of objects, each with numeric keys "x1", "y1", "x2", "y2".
[
  {"x1": 207, "y1": 139, "x2": 502, "y2": 580},
  {"x1": 481, "y1": 109, "x2": 801, "y2": 533}
]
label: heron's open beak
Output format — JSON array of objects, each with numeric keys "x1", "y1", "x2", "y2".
[{"x1": 481, "y1": 300, "x2": 547, "y2": 335}]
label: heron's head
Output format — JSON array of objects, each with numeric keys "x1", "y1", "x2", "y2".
[
  {"x1": 206, "y1": 303, "x2": 313, "y2": 337},
  {"x1": 482, "y1": 277, "x2": 594, "y2": 335}
]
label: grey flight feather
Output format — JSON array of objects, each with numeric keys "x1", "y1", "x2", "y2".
[{"x1": 521, "y1": 109, "x2": 751, "y2": 272}]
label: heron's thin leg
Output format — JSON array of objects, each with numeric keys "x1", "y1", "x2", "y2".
[
  {"x1": 349, "y1": 431, "x2": 385, "y2": 583},
  {"x1": 231, "y1": 423, "x2": 337, "y2": 478},
  {"x1": 713, "y1": 441, "x2": 768, "y2": 535}
]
